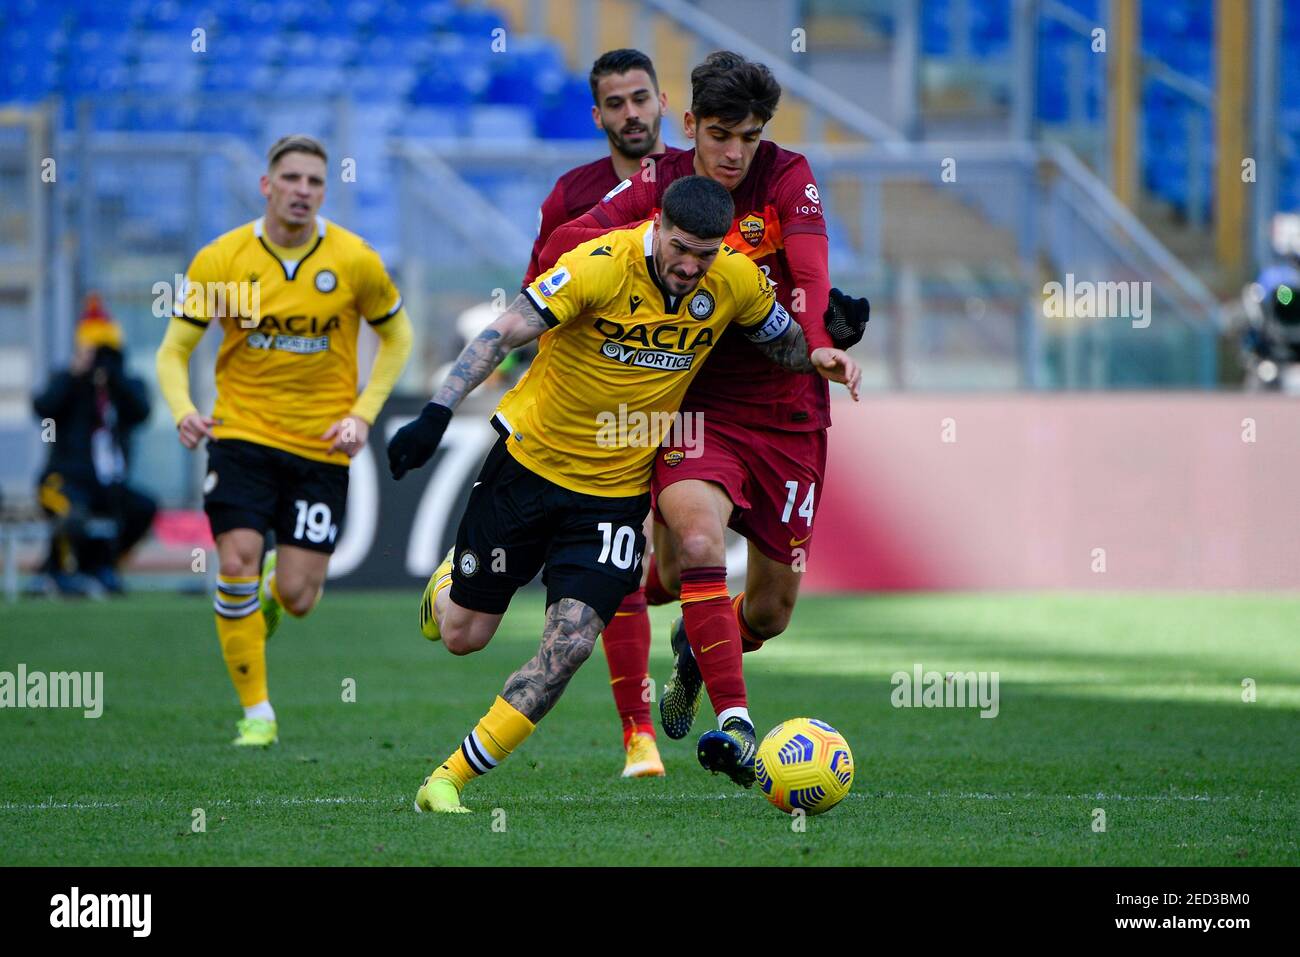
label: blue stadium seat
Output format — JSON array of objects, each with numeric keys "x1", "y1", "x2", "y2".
[
  {"x1": 399, "y1": 105, "x2": 464, "y2": 141},
  {"x1": 409, "y1": 68, "x2": 475, "y2": 108},
  {"x1": 276, "y1": 66, "x2": 345, "y2": 97},
  {"x1": 441, "y1": 7, "x2": 504, "y2": 37},
  {"x1": 468, "y1": 104, "x2": 534, "y2": 144},
  {"x1": 534, "y1": 77, "x2": 604, "y2": 140},
  {"x1": 921, "y1": 0, "x2": 950, "y2": 56},
  {"x1": 351, "y1": 66, "x2": 415, "y2": 102}
]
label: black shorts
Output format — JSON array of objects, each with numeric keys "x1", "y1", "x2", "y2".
[
  {"x1": 203, "y1": 438, "x2": 349, "y2": 554},
  {"x1": 450, "y1": 436, "x2": 649, "y2": 626}
]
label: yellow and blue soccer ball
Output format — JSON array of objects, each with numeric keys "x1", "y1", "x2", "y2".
[{"x1": 754, "y1": 718, "x2": 854, "y2": 815}]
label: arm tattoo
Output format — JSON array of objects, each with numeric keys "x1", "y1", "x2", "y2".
[
  {"x1": 501, "y1": 598, "x2": 605, "y2": 723},
  {"x1": 754, "y1": 321, "x2": 815, "y2": 373},
  {"x1": 431, "y1": 295, "x2": 547, "y2": 409},
  {"x1": 514, "y1": 293, "x2": 551, "y2": 331},
  {"x1": 431, "y1": 328, "x2": 506, "y2": 410}
]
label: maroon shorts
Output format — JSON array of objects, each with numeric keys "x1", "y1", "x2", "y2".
[{"x1": 651, "y1": 417, "x2": 827, "y2": 566}]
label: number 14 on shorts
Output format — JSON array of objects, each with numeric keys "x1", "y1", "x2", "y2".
[{"x1": 781, "y1": 481, "x2": 815, "y2": 526}]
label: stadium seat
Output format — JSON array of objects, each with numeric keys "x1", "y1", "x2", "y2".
[
  {"x1": 468, "y1": 104, "x2": 535, "y2": 144},
  {"x1": 399, "y1": 106, "x2": 464, "y2": 141}
]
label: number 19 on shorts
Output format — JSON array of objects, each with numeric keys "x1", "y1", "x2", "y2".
[{"x1": 293, "y1": 499, "x2": 339, "y2": 545}]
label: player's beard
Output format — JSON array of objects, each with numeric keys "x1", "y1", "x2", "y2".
[
  {"x1": 609, "y1": 117, "x2": 660, "y2": 161},
  {"x1": 653, "y1": 246, "x2": 698, "y2": 297}
]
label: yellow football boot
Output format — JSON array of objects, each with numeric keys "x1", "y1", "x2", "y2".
[
  {"x1": 414, "y1": 773, "x2": 471, "y2": 814},
  {"x1": 260, "y1": 550, "x2": 283, "y2": 639},
  {"x1": 622, "y1": 731, "x2": 666, "y2": 778},
  {"x1": 419, "y1": 548, "x2": 455, "y2": 641},
  {"x1": 233, "y1": 717, "x2": 278, "y2": 747}
]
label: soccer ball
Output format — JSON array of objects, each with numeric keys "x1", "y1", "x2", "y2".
[{"x1": 754, "y1": 718, "x2": 854, "y2": 815}]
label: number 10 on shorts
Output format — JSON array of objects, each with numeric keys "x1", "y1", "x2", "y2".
[
  {"x1": 597, "y1": 522, "x2": 639, "y2": 570},
  {"x1": 781, "y1": 480, "x2": 815, "y2": 526}
]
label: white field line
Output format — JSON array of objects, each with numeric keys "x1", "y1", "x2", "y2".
[{"x1": 0, "y1": 790, "x2": 1250, "y2": 812}]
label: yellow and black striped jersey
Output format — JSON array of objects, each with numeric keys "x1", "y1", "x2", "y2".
[
  {"x1": 176, "y1": 216, "x2": 402, "y2": 465},
  {"x1": 498, "y1": 222, "x2": 791, "y2": 496}
]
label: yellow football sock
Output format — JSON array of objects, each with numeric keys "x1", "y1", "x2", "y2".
[
  {"x1": 432, "y1": 695, "x2": 536, "y2": 789},
  {"x1": 214, "y1": 575, "x2": 268, "y2": 707}
]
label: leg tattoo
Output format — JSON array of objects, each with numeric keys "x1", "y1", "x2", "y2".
[{"x1": 501, "y1": 598, "x2": 606, "y2": 723}]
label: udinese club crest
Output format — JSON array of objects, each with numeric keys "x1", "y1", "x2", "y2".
[
  {"x1": 458, "y1": 550, "x2": 480, "y2": 577},
  {"x1": 315, "y1": 269, "x2": 337, "y2": 293},
  {"x1": 688, "y1": 289, "x2": 715, "y2": 320}
]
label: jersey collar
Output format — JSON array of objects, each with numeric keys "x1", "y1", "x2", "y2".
[{"x1": 253, "y1": 216, "x2": 327, "y2": 281}]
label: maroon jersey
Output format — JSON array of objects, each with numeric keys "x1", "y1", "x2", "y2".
[
  {"x1": 540, "y1": 142, "x2": 833, "y2": 432},
  {"x1": 522, "y1": 148, "x2": 684, "y2": 288}
]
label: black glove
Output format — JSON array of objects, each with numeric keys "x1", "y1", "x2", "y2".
[
  {"x1": 387, "y1": 402, "x2": 452, "y2": 480},
  {"x1": 824, "y1": 287, "x2": 869, "y2": 350}
]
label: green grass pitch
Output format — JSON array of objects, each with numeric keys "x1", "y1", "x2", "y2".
[{"x1": 2, "y1": 591, "x2": 1297, "y2": 866}]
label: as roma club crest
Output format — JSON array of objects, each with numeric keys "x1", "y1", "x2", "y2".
[{"x1": 739, "y1": 214, "x2": 765, "y2": 247}]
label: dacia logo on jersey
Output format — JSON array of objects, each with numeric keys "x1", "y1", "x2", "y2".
[
  {"x1": 688, "y1": 290, "x2": 715, "y2": 321},
  {"x1": 253, "y1": 314, "x2": 342, "y2": 335},
  {"x1": 663, "y1": 450, "x2": 685, "y2": 468},
  {"x1": 594, "y1": 318, "x2": 712, "y2": 372},
  {"x1": 739, "y1": 215, "x2": 765, "y2": 247},
  {"x1": 594, "y1": 318, "x2": 715, "y2": 352}
]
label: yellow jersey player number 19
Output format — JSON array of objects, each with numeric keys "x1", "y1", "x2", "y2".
[
  {"x1": 385, "y1": 175, "x2": 859, "y2": 814},
  {"x1": 155, "y1": 135, "x2": 413, "y2": 748}
]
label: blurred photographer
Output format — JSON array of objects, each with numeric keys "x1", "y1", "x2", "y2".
[
  {"x1": 1242, "y1": 213, "x2": 1300, "y2": 393},
  {"x1": 33, "y1": 295, "x2": 157, "y2": 595}
]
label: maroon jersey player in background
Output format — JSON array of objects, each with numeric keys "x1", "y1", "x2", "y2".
[
  {"x1": 524, "y1": 49, "x2": 684, "y2": 780},
  {"x1": 523, "y1": 50, "x2": 682, "y2": 287},
  {"x1": 539, "y1": 51, "x2": 864, "y2": 787}
]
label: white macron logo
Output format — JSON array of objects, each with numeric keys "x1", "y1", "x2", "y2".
[{"x1": 50, "y1": 887, "x2": 151, "y2": 937}]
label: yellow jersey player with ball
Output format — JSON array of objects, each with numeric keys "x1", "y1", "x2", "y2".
[
  {"x1": 156, "y1": 135, "x2": 413, "y2": 746},
  {"x1": 387, "y1": 175, "x2": 859, "y2": 812}
]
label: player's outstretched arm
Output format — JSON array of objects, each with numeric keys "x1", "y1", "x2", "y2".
[
  {"x1": 431, "y1": 294, "x2": 548, "y2": 410},
  {"x1": 751, "y1": 321, "x2": 862, "y2": 402},
  {"x1": 537, "y1": 175, "x2": 655, "y2": 275},
  {"x1": 387, "y1": 294, "x2": 550, "y2": 479}
]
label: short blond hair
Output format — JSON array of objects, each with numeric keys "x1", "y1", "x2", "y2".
[{"x1": 267, "y1": 134, "x2": 328, "y2": 170}]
